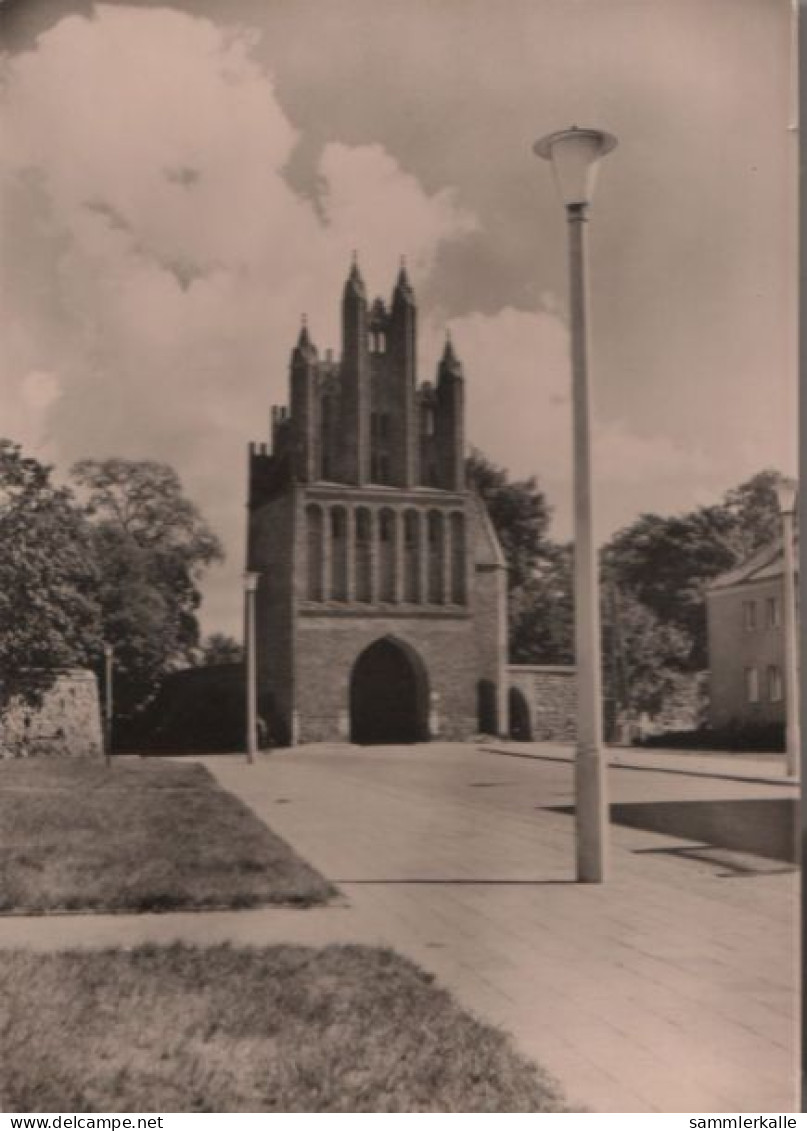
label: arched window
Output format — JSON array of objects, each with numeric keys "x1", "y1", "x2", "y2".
[
  {"x1": 450, "y1": 512, "x2": 466, "y2": 604},
  {"x1": 427, "y1": 510, "x2": 444, "y2": 604},
  {"x1": 306, "y1": 504, "x2": 323, "y2": 601},
  {"x1": 355, "y1": 507, "x2": 371, "y2": 603},
  {"x1": 404, "y1": 509, "x2": 421, "y2": 603},
  {"x1": 330, "y1": 506, "x2": 348, "y2": 601},
  {"x1": 379, "y1": 508, "x2": 396, "y2": 602}
]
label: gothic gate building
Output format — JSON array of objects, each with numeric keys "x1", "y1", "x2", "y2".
[{"x1": 246, "y1": 259, "x2": 507, "y2": 745}]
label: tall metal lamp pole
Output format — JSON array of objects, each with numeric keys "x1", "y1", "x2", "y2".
[
  {"x1": 243, "y1": 571, "x2": 261, "y2": 764},
  {"x1": 534, "y1": 125, "x2": 617, "y2": 882},
  {"x1": 775, "y1": 477, "x2": 799, "y2": 778},
  {"x1": 102, "y1": 642, "x2": 113, "y2": 769}
]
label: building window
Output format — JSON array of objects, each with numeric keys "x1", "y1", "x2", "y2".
[
  {"x1": 330, "y1": 506, "x2": 348, "y2": 601},
  {"x1": 422, "y1": 405, "x2": 435, "y2": 437},
  {"x1": 766, "y1": 597, "x2": 781, "y2": 628},
  {"x1": 404, "y1": 509, "x2": 421, "y2": 603},
  {"x1": 745, "y1": 667, "x2": 760, "y2": 703},
  {"x1": 427, "y1": 510, "x2": 445, "y2": 604},
  {"x1": 767, "y1": 665, "x2": 783, "y2": 703},
  {"x1": 450, "y1": 512, "x2": 466, "y2": 604},
  {"x1": 320, "y1": 397, "x2": 334, "y2": 481},
  {"x1": 742, "y1": 600, "x2": 757, "y2": 631},
  {"x1": 379, "y1": 508, "x2": 396, "y2": 602},
  {"x1": 370, "y1": 413, "x2": 392, "y2": 484},
  {"x1": 306, "y1": 504, "x2": 323, "y2": 601},
  {"x1": 355, "y1": 507, "x2": 371, "y2": 602}
]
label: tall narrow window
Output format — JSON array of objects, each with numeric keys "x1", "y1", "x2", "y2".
[
  {"x1": 404, "y1": 509, "x2": 421, "y2": 603},
  {"x1": 379, "y1": 508, "x2": 396, "y2": 602},
  {"x1": 320, "y1": 397, "x2": 334, "y2": 481},
  {"x1": 766, "y1": 597, "x2": 781, "y2": 628},
  {"x1": 450, "y1": 512, "x2": 466, "y2": 604},
  {"x1": 306, "y1": 504, "x2": 323, "y2": 601},
  {"x1": 355, "y1": 507, "x2": 371, "y2": 603},
  {"x1": 742, "y1": 600, "x2": 757, "y2": 631},
  {"x1": 745, "y1": 666, "x2": 759, "y2": 703},
  {"x1": 330, "y1": 506, "x2": 347, "y2": 601},
  {"x1": 428, "y1": 510, "x2": 445, "y2": 604},
  {"x1": 768, "y1": 665, "x2": 783, "y2": 702}
]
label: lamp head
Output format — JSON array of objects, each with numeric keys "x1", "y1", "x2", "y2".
[
  {"x1": 534, "y1": 125, "x2": 617, "y2": 209},
  {"x1": 775, "y1": 476, "x2": 798, "y2": 516},
  {"x1": 243, "y1": 571, "x2": 260, "y2": 592}
]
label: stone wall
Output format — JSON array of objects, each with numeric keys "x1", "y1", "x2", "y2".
[
  {"x1": 0, "y1": 669, "x2": 103, "y2": 758},
  {"x1": 506, "y1": 660, "x2": 574, "y2": 741},
  {"x1": 507, "y1": 665, "x2": 577, "y2": 742}
]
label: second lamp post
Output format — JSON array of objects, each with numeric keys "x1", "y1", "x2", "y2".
[{"x1": 534, "y1": 126, "x2": 617, "y2": 883}]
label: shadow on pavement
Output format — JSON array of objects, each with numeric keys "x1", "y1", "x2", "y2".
[{"x1": 549, "y1": 797, "x2": 797, "y2": 862}]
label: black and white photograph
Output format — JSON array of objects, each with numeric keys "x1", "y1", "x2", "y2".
[{"x1": 0, "y1": 0, "x2": 798, "y2": 1116}]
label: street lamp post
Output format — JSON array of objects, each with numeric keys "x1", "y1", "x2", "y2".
[
  {"x1": 534, "y1": 126, "x2": 617, "y2": 883},
  {"x1": 775, "y1": 477, "x2": 799, "y2": 778},
  {"x1": 102, "y1": 642, "x2": 113, "y2": 769},
  {"x1": 243, "y1": 571, "x2": 261, "y2": 764}
]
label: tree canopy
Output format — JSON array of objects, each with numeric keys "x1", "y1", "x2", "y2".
[
  {"x1": 467, "y1": 450, "x2": 572, "y2": 663},
  {"x1": 0, "y1": 441, "x2": 101, "y2": 696},
  {"x1": 70, "y1": 458, "x2": 224, "y2": 717},
  {"x1": 471, "y1": 451, "x2": 784, "y2": 719}
]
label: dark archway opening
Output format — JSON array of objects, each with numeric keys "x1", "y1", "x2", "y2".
[
  {"x1": 508, "y1": 687, "x2": 533, "y2": 741},
  {"x1": 350, "y1": 636, "x2": 429, "y2": 744},
  {"x1": 477, "y1": 679, "x2": 498, "y2": 735}
]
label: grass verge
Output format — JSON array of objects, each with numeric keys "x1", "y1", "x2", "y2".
[
  {"x1": 0, "y1": 943, "x2": 569, "y2": 1112},
  {"x1": 0, "y1": 758, "x2": 334, "y2": 912}
]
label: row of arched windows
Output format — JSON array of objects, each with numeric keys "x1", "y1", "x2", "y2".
[{"x1": 305, "y1": 503, "x2": 466, "y2": 606}]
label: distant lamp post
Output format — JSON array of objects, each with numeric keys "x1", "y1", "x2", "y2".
[
  {"x1": 775, "y1": 477, "x2": 799, "y2": 777},
  {"x1": 243, "y1": 571, "x2": 261, "y2": 764},
  {"x1": 534, "y1": 125, "x2": 617, "y2": 883},
  {"x1": 102, "y1": 642, "x2": 113, "y2": 769}
]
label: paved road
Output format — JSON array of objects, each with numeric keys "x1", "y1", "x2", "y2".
[
  {"x1": 209, "y1": 743, "x2": 798, "y2": 1113},
  {"x1": 0, "y1": 742, "x2": 797, "y2": 1113}
]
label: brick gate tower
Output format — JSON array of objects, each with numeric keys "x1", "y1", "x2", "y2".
[{"x1": 246, "y1": 258, "x2": 507, "y2": 745}]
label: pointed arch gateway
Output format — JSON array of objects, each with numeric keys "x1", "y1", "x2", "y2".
[{"x1": 349, "y1": 636, "x2": 430, "y2": 744}]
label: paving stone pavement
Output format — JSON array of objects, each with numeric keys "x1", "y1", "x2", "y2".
[{"x1": 0, "y1": 742, "x2": 798, "y2": 1114}]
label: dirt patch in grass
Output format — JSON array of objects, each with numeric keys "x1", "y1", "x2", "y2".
[
  {"x1": 0, "y1": 943, "x2": 569, "y2": 1112},
  {"x1": 0, "y1": 759, "x2": 334, "y2": 912}
]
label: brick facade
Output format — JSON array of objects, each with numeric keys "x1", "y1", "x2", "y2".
[{"x1": 247, "y1": 261, "x2": 508, "y2": 745}]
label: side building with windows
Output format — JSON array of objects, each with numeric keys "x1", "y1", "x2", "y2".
[
  {"x1": 705, "y1": 536, "x2": 798, "y2": 733},
  {"x1": 246, "y1": 259, "x2": 508, "y2": 745}
]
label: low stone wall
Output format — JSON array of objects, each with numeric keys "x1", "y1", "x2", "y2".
[
  {"x1": 0, "y1": 669, "x2": 103, "y2": 759},
  {"x1": 507, "y1": 664, "x2": 577, "y2": 741}
]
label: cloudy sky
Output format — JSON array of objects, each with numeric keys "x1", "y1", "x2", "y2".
[{"x1": 0, "y1": 0, "x2": 796, "y2": 636}]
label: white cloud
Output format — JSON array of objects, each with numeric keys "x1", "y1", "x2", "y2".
[
  {"x1": 437, "y1": 305, "x2": 727, "y2": 541},
  {"x1": 0, "y1": 5, "x2": 478, "y2": 633}
]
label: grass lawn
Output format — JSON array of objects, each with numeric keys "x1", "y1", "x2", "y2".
[
  {"x1": 0, "y1": 943, "x2": 569, "y2": 1112},
  {"x1": 0, "y1": 758, "x2": 334, "y2": 912}
]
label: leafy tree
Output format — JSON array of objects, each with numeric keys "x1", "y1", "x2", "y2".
[
  {"x1": 508, "y1": 542, "x2": 574, "y2": 664},
  {"x1": 0, "y1": 440, "x2": 101, "y2": 698},
  {"x1": 467, "y1": 450, "x2": 572, "y2": 662},
  {"x1": 197, "y1": 632, "x2": 243, "y2": 666},
  {"x1": 601, "y1": 469, "x2": 783, "y2": 671},
  {"x1": 466, "y1": 449, "x2": 552, "y2": 591},
  {"x1": 71, "y1": 458, "x2": 224, "y2": 716}
]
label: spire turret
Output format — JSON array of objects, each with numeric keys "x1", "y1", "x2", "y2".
[
  {"x1": 393, "y1": 255, "x2": 415, "y2": 307},
  {"x1": 292, "y1": 315, "x2": 318, "y2": 365},
  {"x1": 439, "y1": 331, "x2": 463, "y2": 380},
  {"x1": 344, "y1": 252, "x2": 366, "y2": 301}
]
